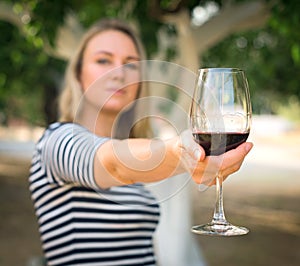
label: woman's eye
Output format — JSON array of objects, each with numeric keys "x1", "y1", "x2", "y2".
[
  {"x1": 125, "y1": 62, "x2": 139, "y2": 70},
  {"x1": 96, "y1": 58, "x2": 110, "y2": 64}
]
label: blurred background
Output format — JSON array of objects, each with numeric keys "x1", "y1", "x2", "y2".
[{"x1": 0, "y1": 0, "x2": 299, "y2": 265}]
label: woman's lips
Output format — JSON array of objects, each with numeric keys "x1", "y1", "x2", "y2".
[{"x1": 106, "y1": 88, "x2": 126, "y2": 95}]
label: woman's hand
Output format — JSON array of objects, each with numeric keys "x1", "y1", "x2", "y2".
[{"x1": 177, "y1": 130, "x2": 253, "y2": 189}]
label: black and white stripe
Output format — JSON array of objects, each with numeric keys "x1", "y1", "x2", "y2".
[{"x1": 29, "y1": 123, "x2": 160, "y2": 266}]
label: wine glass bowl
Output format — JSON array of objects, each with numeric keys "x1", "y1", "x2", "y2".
[{"x1": 190, "y1": 68, "x2": 251, "y2": 236}]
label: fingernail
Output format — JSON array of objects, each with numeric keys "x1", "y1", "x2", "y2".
[
  {"x1": 198, "y1": 184, "x2": 209, "y2": 192},
  {"x1": 245, "y1": 142, "x2": 253, "y2": 153},
  {"x1": 194, "y1": 149, "x2": 202, "y2": 160}
]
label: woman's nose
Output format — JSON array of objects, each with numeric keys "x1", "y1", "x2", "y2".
[{"x1": 111, "y1": 63, "x2": 125, "y2": 81}]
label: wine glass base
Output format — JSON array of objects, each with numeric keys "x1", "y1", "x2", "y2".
[{"x1": 191, "y1": 222, "x2": 249, "y2": 236}]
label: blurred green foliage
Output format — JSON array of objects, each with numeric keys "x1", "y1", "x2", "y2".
[
  {"x1": 0, "y1": 19, "x2": 65, "y2": 125},
  {"x1": 1, "y1": 0, "x2": 300, "y2": 126}
]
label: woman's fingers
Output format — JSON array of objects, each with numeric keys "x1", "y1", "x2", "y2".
[
  {"x1": 219, "y1": 142, "x2": 253, "y2": 177},
  {"x1": 178, "y1": 129, "x2": 253, "y2": 188},
  {"x1": 179, "y1": 129, "x2": 205, "y2": 161},
  {"x1": 178, "y1": 129, "x2": 206, "y2": 172},
  {"x1": 192, "y1": 142, "x2": 253, "y2": 186}
]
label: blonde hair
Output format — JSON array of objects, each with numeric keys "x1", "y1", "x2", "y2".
[{"x1": 59, "y1": 18, "x2": 152, "y2": 138}]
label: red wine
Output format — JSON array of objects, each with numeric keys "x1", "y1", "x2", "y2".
[{"x1": 193, "y1": 132, "x2": 249, "y2": 156}]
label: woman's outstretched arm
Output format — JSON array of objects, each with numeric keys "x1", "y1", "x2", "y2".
[{"x1": 94, "y1": 130, "x2": 253, "y2": 189}]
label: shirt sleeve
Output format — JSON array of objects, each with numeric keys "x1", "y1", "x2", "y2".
[{"x1": 40, "y1": 123, "x2": 109, "y2": 189}]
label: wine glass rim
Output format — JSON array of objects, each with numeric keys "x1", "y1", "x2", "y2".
[{"x1": 198, "y1": 68, "x2": 244, "y2": 73}]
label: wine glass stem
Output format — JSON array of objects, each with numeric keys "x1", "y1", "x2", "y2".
[{"x1": 212, "y1": 175, "x2": 227, "y2": 225}]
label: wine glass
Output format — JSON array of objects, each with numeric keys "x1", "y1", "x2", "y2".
[{"x1": 190, "y1": 68, "x2": 251, "y2": 236}]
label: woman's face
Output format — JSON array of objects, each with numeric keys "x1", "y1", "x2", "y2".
[{"x1": 79, "y1": 29, "x2": 141, "y2": 115}]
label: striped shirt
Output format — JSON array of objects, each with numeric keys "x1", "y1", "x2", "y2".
[{"x1": 29, "y1": 122, "x2": 160, "y2": 266}]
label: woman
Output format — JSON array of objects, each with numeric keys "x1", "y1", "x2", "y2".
[{"x1": 29, "y1": 18, "x2": 253, "y2": 266}]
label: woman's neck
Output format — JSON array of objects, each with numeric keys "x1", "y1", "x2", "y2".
[{"x1": 76, "y1": 106, "x2": 117, "y2": 137}]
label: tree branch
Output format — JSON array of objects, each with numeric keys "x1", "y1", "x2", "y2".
[{"x1": 192, "y1": 1, "x2": 271, "y2": 53}]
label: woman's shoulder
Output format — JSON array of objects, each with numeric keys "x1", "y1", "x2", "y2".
[
  {"x1": 37, "y1": 122, "x2": 86, "y2": 143},
  {"x1": 36, "y1": 122, "x2": 109, "y2": 153},
  {"x1": 47, "y1": 121, "x2": 82, "y2": 131},
  {"x1": 45, "y1": 122, "x2": 87, "y2": 134}
]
